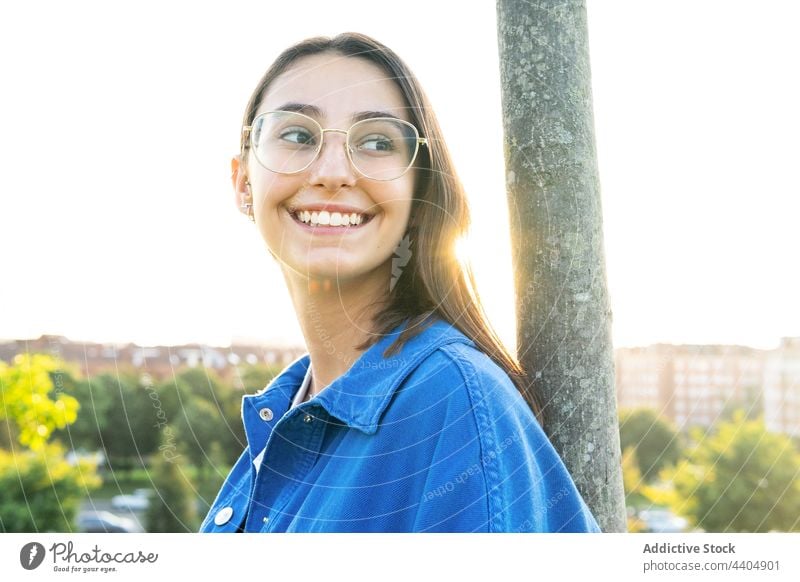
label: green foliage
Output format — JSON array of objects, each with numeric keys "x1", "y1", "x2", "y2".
[
  {"x1": 621, "y1": 446, "x2": 645, "y2": 503},
  {"x1": 168, "y1": 368, "x2": 246, "y2": 467},
  {"x1": 664, "y1": 411, "x2": 800, "y2": 532},
  {"x1": 0, "y1": 443, "x2": 101, "y2": 532},
  {"x1": 0, "y1": 354, "x2": 79, "y2": 451},
  {"x1": 719, "y1": 384, "x2": 763, "y2": 422},
  {"x1": 621, "y1": 446, "x2": 647, "y2": 532},
  {"x1": 238, "y1": 363, "x2": 281, "y2": 393},
  {"x1": 91, "y1": 373, "x2": 161, "y2": 470},
  {"x1": 619, "y1": 408, "x2": 683, "y2": 482},
  {"x1": 173, "y1": 397, "x2": 231, "y2": 470},
  {"x1": 145, "y1": 450, "x2": 198, "y2": 532},
  {"x1": 51, "y1": 373, "x2": 114, "y2": 452},
  {"x1": 173, "y1": 367, "x2": 225, "y2": 400},
  {"x1": 0, "y1": 354, "x2": 101, "y2": 533},
  {"x1": 194, "y1": 441, "x2": 232, "y2": 519},
  {"x1": 0, "y1": 351, "x2": 281, "y2": 532}
]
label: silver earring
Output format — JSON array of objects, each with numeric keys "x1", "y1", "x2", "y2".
[{"x1": 241, "y1": 180, "x2": 255, "y2": 222}]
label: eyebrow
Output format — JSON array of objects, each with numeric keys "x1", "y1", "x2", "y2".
[{"x1": 274, "y1": 102, "x2": 404, "y2": 123}]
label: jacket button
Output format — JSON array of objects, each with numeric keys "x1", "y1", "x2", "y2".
[
  {"x1": 259, "y1": 408, "x2": 274, "y2": 421},
  {"x1": 303, "y1": 413, "x2": 313, "y2": 423},
  {"x1": 214, "y1": 506, "x2": 234, "y2": 526}
]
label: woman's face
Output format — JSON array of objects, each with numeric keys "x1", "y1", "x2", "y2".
[{"x1": 238, "y1": 52, "x2": 416, "y2": 285}]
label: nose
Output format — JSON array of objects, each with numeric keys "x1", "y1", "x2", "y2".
[{"x1": 307, "y1": 130, "x2": 358, "y2": 190}]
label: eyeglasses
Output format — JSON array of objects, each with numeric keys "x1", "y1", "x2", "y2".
[{"x1": 242, "y1": 110, "x2": 428, "y2": 181}]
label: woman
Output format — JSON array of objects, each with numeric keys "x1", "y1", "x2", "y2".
[{"x1": 200, "y1": 32, "x2": 600, "y2": 533}]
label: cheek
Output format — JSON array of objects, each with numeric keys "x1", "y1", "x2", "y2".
[
  {"x1": 373, "y1": 184, "x2": 414, "y2": 257},
  {"x1": 374, "y1": 178, "x2": 414, "y2": 221},
  {"x1": 252, "y1": 174, "x2": 301, "y2": 212}
]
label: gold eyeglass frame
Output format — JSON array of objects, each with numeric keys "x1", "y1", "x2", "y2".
[{"x1": 242, "y1": 110, "x2": 428, "y2": 182}]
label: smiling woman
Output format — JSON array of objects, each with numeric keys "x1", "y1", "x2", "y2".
[{"x1": 200, "y1": 32, "x2": 600, "y2": 533}]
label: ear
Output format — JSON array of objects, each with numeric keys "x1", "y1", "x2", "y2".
[{"x1": 231, "y1": 155, "x2": 250, "y2": 215}]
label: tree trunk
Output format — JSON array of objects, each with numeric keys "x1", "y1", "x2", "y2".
[{"x1": 496, "y1": 0, "x2": 627, "y2": 532}]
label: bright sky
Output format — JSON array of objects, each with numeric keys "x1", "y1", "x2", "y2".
[{"x1": 1, "y1": 1, "x2": 797, "y2": 352}]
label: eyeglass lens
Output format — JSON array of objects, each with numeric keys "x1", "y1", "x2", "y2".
[{"x1": 251, "y1": 111, "x2": 420, "y2": 180}]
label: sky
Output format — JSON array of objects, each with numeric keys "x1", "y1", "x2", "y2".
[{"x1": 0, "y1": 0, "x2": 798, "y2": 352}]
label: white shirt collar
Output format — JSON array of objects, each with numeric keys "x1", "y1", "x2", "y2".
[{"x1": 290, "y1": 364, "x2": 313, "y2": 409}]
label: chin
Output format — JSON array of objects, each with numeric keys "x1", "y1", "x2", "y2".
[
  {"x1": 306, "y1": 258, "x2": 389, "y2": 283},
  {"x1": 279, "y1": 256, "x2": 346, "y2": 277},
  {"x1": 308, "y1": 266, "x2": 365, "y2": 282}
]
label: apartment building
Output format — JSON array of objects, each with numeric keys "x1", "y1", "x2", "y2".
[
  {"x1": 0, "y1": 334, "x2": 306, "y2": 381},
  {"x1": 763, "y1": 337, "x2": 800, "y2": 437},
  {"x1": 616, "y1": 344, "x2": 767, "y2": 431}
]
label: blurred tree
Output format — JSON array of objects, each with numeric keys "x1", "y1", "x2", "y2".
[
  {"x1": 621, "y1": 446, "x2": 643, "y2": 503},
  {"x1": 173, "y1": 397, "x2": 231, "y2": 474},
  {"x1": 662, "y1": 411, "x2": 800, "y2": 532},
  {"x1": 95, "y1": 373, "x2": 160, "y2": 471},
  {"x1": 170, "y1": 367, "x2": 246, "y2": 467},
  {"x1": 0, "y1": 354, "x2": 79, "y2": 450},
  {"x1": 719, "y1": 384, "x2": 763, "y2": 423},
  {"x1": 173, "y1": 367, "x2": 225, "y2": 401},
  {"x1": 238, "y1": 363, "x2": 282, "y2": 393},
  {"x1": 207, "y1": 369, "x2": 248, "y2": 460},
  {"x1": 620, "y1": 446, "x2": 645, "y2": 532},
  {"x1": 0, "y1": 443, "x2": 101, "y2": 532},
  {"x1": 194, "y1": 440, "x2": 231, "y2": 519},
  {"x1": 145, "y1": 444, "x2": 198, "y2": 532},
  {"x1": 0, "y1": 354, "x2": 100, "y2": 532},
  {"x1": 52, "y1": 374, "x2": 114, "y2": 452},
  {"x1": 619, "y1": 408, "x2": 683, "y2": 482},
  {"x1": 218, "y1": 393, "x2": 246, "y2": 461}
]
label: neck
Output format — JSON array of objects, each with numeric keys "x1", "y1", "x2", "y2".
[{"x1": 284, "y1": 263, "x2": 392, "y2": 398}]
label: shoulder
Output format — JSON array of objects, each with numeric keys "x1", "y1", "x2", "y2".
[
  {"x1": 387, "y1": 338, "x2": 541, "y2": 467},
  {"x1": 393, "y1": 338, "x2": 534, "y2": 432},
  {"x1": 391, "y1": 340, "x2": 601, "y2": 532}
]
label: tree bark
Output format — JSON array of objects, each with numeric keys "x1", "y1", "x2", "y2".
[{"x1": 496, "y1": 0, "x2": 627, "y2": 532}]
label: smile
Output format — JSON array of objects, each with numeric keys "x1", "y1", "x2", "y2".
[{"x1": 286, "y1": 207, "x2": 376, "y2": 233}]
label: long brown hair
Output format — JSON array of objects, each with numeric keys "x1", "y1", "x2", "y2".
[{"x1": 239, "y1": 32, "x2": 542, "y2": 420}]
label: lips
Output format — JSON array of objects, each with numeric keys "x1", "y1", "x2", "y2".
[{"x1": 285, "y1": 207, "x2": 375, "y2": 233}]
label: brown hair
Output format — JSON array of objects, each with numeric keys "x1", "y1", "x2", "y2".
[{"x1": 239, "y1": 32, "x2": 542, "y2": 420}]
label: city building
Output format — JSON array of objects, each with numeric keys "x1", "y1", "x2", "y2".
[
  {"x1": 616, "y1": 343, "x2": 768, "y2": 432},
  {"x1": 763, "y1": 337, "x2": 800, "y2": 437},
  {"x1": 0, "y1": 334, "x2": 306, "y2": 381}
]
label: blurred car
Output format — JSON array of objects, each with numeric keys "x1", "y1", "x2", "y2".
[
  {"x1": 65, "y1": 449, "x2": 106, "y2": 468},
  {"x1": 637, "y1": 508, "x2": 689, "y2": 533},
  {"x1": 75, "y1": 510, "x2": 143, "y2": 533},
  {"x1": 111, "y1": 488, "x2": 153, "y2": 512}
]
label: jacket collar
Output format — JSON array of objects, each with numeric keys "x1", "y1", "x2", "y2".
[{"x1": 257, "y1": 315, "x2": 474, "y2": 435}]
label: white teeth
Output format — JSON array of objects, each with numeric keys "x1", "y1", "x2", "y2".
[{"x1": 295, "y1": 209, "x2": 367, "y2": 227}]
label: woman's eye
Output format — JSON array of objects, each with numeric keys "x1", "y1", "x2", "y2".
[
  {"x1": 280, "y1": 127, "x2": 316, "y2": 145},
  {"x1": 357, "y1": 135, "x2": 394, "y2": 152}
]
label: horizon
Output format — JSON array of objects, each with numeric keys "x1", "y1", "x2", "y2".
[{"x1": 2, "y1": 329, "x2": 796, "y2": 353}]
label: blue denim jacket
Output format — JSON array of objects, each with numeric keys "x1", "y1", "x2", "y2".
[{"x1": 199, "y1": 316, "x2": 601, "y2": 532}]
